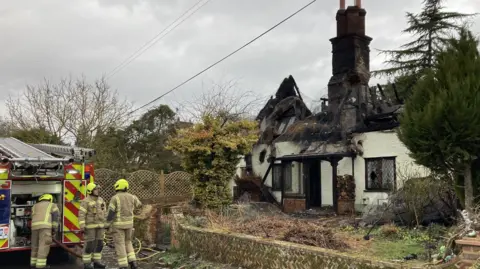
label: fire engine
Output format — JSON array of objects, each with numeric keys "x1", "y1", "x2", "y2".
[{"x1": 0, "y1": 137, "x2": 96, "y2": 252}]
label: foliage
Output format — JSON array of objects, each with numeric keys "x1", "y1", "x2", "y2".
[
  {"x1": 0, "y1": 116, "x2": 64, "y2": 144},
  {"x1": 374, "y1": 0, "x2": 474, "y2": 99},
  {"x1": 0, "y1": 117, "x2": 14, "y2": 137},
  {"x1": 10, "y1": 127, "x2": 64, "y2": 144},
  {"x1": 398, "y1": 28, "x2": 480, "y2": 212},
  {"x1": 93, "y1": 127, "x2": 129, "y2": 171},
  {"x1": 395, "y1": 172, "x2": 457, "y2": 226},
  {"x1": 93, "y1": 105, "x2": 185, "y2": 173},
  {"x1": 124, "y1": 105, "x2": 182, "y2": 172},
  {"x1": 167, "y1": 116, "x2": 258, "y2": 208},
  {"x1": 6, "y1": 75, "x2": 131, "y2": 146}
]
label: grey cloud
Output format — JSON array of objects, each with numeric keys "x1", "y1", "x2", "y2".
[{"x1": 0, "y1": 0, "x2": 478, "y2": 118}]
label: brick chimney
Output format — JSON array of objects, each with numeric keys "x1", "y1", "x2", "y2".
[{"x1": 327, "y1": 0, "x2": 372, "y2": 131}]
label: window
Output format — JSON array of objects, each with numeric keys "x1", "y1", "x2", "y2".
[
  {"x1": 272, "y1": 164, "x2": 282, "y2": 190},
  {"x1": 365, "y1": 157, "x2": 396, "y2": 191},
  {"x1": 244, "y1": 154, "x2": 252, "y2": 172},
  {"x1": 282, "y1": 162, "x2": 292, "y2": 192},
  {"x1": 271, "y1": 162, "x2": 293, "y2": 192}
]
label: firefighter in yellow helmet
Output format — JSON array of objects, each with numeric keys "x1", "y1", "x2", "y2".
[
  {"x1": 105, "y1": 179, "x2": 142, "y2": 269},
  {"x1": 79, "y1": 183, "x2": 107, "y2": 269},
  {"x1": 30, "y1": 194, "x2": 59, "y2": 269}
]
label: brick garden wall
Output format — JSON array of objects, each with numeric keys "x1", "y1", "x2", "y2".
[{"x1": 170, "y1": 209, "x2": 457, "y2": 269}]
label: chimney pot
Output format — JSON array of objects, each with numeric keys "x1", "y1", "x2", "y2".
[
  {"x1": 355, "y1": 0, "x2": 362, "y2": 8},
  {"x1": 340, "y1": 0, "x2": 346, "y2": 9}
]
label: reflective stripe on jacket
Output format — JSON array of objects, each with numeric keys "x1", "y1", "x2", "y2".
[
  {"x1": 31, "y1": 200, "x2": 59, "y2": 230},
  {"x1": 79, "y1": 196, "x2": 107, "y2": 229},
  {"x1": 106, "y1": 192, "x2": 142, "y2": 229}
]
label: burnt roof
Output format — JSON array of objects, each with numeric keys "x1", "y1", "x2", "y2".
[{"x1": 256, "y1": 75, "x2": 311, "y2": 121}]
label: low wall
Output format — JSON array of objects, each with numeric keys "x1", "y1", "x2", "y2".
[{"x1": 170, "y1": 210, "x2": 457, "y2": 269}]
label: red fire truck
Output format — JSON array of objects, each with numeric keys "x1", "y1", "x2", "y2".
[{"x1": 0, "y1": 137, "x2": 95, "y2": 252}]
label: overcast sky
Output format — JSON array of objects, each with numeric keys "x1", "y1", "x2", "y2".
[{"x1": 1, "y1": 0, "x2": 479, "y2": 119}]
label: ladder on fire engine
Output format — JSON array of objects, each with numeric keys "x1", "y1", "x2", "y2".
[{"x1": 29, "y1": 143, "x2": 96, "y2": 162}]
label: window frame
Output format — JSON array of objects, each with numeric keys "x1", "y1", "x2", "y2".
[
  {"x1": 282, "y1": 161, "x2": 293, "y2": 193},
  {"x1": 272, "y1": 164, "x2": 282, "y2": 191},
  {"x1": 271, "y1": 162, "x2": 293, "y2": 192},
  {"x1": 364, "y1": 157, "x2": 397, "y2": 192}
]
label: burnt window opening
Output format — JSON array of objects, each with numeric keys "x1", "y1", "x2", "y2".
[
  {"x1": 272, "y1": 162, "x2": 292, "y2": 192},
  {"x1": 276, "y1": 116, "x2": 296, "y2": 134},
  {"x1": 365, "y1": 157, "x2": 396, "y2": 191},
  {"x1": 259, "y1": 150, "x2": 267, "y2": 163},
  {"x1": 244, "y1": 153, "x2": 253, "y2": 173}
]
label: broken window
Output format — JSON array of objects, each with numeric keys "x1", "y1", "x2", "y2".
[{"x1": 365, "y1": 157, "x2": 396, "y2": 191}]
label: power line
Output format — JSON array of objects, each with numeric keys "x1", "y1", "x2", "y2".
[
  {"x1": 129, "y1": 0, "x2": 318, "y2": 115},
  {"x1": 106, "y1": 0, "x2": 211, "y2": 79}
]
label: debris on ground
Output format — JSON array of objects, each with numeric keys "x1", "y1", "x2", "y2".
[
  {"x1": 183, "y1": 203, "x2": 455, "y2": 264},
  {"x1": 282, "y1": 226, "x2": 348, "y2": 249}
]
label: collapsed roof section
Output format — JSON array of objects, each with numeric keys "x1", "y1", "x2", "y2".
[{"x1": 256, "y1": 75, "x2": 312, "y2": 144}]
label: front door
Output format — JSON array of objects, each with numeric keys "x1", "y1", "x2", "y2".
[
  {"x1": 306, "y1": 160, "x2": 321, "y2": 208},
  {"x1": 62, "y1": 180, "x2": 86, "y2": 243}
]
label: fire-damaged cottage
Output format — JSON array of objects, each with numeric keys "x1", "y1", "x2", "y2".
[{"x1": 235, "y1": 0, "x2": 428, "y2": 214}]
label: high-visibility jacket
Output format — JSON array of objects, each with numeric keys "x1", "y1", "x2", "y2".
[
  {"x1": 106, "y1": 192, "x2": 142, "y2": 229},
  {"x1": 31, "y1": 201, "x2": 59, "y2": 231},
  {"x1": 79, "y1": 195, "x2": 107, "y2": 229}
]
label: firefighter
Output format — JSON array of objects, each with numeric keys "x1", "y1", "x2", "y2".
[
  {"x1": 30, "y1": 194, "x2": 59, "y2": 269},
  {"x1": 79, "y1": 183, "x2": 107, "y2": 269},
  {"x1": 105, "y1": 179, "x2": 142, "y2": 269}
]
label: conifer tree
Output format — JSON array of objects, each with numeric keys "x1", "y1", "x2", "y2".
[
  {"x1": 398, "y1": 28, "x2": 480, "y2": 212},
  {"x1": 374, "y1": 0, "x2": 474, "y2": 97}
]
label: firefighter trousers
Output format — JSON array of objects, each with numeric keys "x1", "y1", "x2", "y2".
[
  {"x1": 30, "y1": 228, "x2": 52, "y2": 268},
  {"x1": 82, "y1": 228, "x2": 105, "y2": 264},
  {"x1": 112, "y1": 228, "x2": 136, "y2": 268}
]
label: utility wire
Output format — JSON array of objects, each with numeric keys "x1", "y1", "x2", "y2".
[
  {"x1": 129, "y1": 0, "x2": 318, "y2": 115},
  {"x1": 106, "y1": 0, "x2": 211, "y2": 79}
]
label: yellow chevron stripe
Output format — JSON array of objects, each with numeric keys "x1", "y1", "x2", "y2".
[
  {"x1": 63, "y1": 230, "x2": 80, "y2": 243},
  {"x1": 0, "y1": 170, "x2": 8, "y2": 180},
  {"x1": 63, "y1": 179, "x2": 86, "y2": 243},
  {"x1": 0, "y1": 238, "x2": 7, "y2": 249}
]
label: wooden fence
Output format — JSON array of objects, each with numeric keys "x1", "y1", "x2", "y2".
[{"x1": 95, "y1": 168, "x2": 193, "y2": 205}]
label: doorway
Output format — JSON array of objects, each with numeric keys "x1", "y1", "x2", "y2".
[{"x1": 306, "y1": 160, "x2": 321, "y2": 208}]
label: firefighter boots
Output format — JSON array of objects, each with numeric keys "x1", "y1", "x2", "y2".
[
  {"x1": 93, "y1": 261, "x2": 107, "y2": 268},
  {"x1": 129, "y1": 261, "x2": 138, "y2": 269},
  {"x1": 84, "y1": 263, "x2": 94, "y2": 269}
]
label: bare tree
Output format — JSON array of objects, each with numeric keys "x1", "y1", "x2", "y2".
[
  {"x1": 6, "y1": 75, "x2": 131, "y2": 146},
  {"x1": 0, "y1": 117, "x2": 13, "y2": 137},
  {"x1": 178, "y1": 79, "x2": 265, "y2": 122}
]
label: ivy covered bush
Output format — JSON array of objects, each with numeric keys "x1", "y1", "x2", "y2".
[{"x1": 167, "y1": 116, "x2": 258, "y2": 209}]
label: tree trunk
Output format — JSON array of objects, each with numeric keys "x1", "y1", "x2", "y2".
[{"x1": 464, "y1": 164, "x2": 474, "y2": 213}]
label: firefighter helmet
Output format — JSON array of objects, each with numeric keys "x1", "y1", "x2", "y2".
[
  {"x1": 39, "y1": 194, "x2": 53, "y2": 202},
  {"x1": 114, "y1": 179, "x2": 129, "y2": 191},
  {"x1": 86, "y1": 182, "x2": 98, "y2": 195}
]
